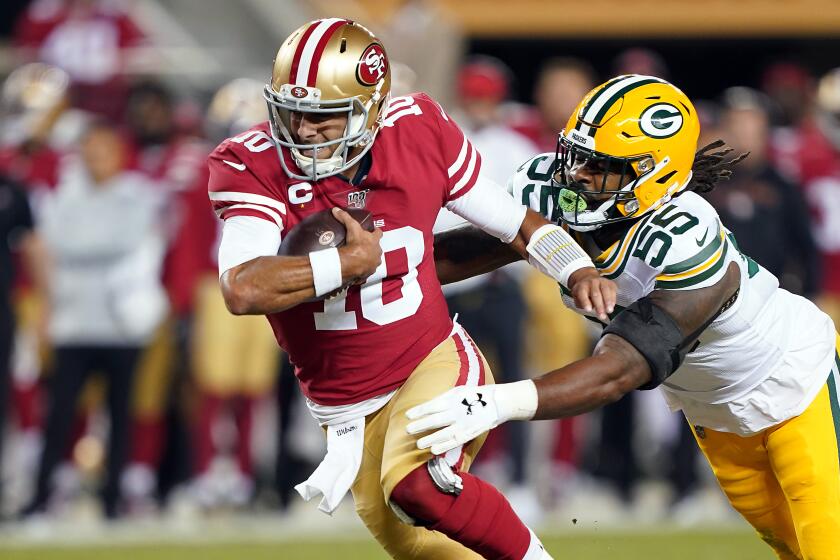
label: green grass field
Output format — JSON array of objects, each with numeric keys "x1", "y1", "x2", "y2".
[{"x1": 0, "y1": 530, "x2": 774, "y2": 560}]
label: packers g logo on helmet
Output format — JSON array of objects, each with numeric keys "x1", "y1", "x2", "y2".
[
  {"x1": 639, "y1": 103, "x2": 683, "y2": 138},
  {"x1": 555, "y1": 75, "x2": 700, "y2": 231}
]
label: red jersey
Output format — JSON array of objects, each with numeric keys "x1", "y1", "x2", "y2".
[
  {"x1": 0, "y1": 144, "x2": 61, "y2": 193},
  {"x1": 771, "y1": 119, "x2": 840, "y2": 295},
  {"x1": 207, "y1": 93, "x2": 482, "y2": 405}
]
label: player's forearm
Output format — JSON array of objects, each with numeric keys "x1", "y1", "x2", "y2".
[
  {"x1": 531, "y1": 335, "x2": 651, "y2": 420},
  {"x1": 221, "y1": 249, "x2": 366, "y2": 314},
  {"x1": 509, "y1": 208, "x2": 550, "y2": 257},
  {"x1": 433, "y1": 225, "x2": 521, "y2": 284},
  {"x1": 221, "y1": 255, "x2": 316, "y2": 314}
]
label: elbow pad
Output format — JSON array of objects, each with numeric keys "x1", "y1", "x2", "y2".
[{"x1": 602, "y1": 298, "x2": 685, "y2": 390}]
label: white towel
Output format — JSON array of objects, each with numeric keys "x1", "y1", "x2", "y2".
[{"x1": 294, "y1": 416, "x2": 365, "y2": 515}]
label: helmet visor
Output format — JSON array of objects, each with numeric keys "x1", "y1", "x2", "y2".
[
  {"x1": 264, "y1": 84, "x2": 370, "y2": 151},
  {"x1": 553, "y1": 135, "x2": 650, "y2": 228}
]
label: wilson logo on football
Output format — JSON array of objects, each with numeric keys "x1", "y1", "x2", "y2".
[
  {"x1": 291, "y1": 86, "x2": 308, "y2": 99},
  {"x1": 318, "y1": 231, "x2": 336, "y2": 245},
  {"x1": 356, "y1": 43, "x2": 388, "y2": 86},
  {"x1": 639, "y1": 103, "x2": 684, "y2": 139}
]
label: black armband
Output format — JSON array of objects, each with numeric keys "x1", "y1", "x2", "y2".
[{"x1": 602, "y1": 297, "x2": 685, "y2": 390}]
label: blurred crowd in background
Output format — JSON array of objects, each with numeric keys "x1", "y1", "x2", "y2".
[{"x1": 1, "y1": 0, "x2": 840, "y2": 529}]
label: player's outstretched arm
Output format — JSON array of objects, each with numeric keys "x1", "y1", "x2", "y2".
[
  {"x1": 433, "y1": 206, "x2": 616, "y2": 320},
  {"x1": 433, "y1": 224, "x2": 522, "y2": 284},
  {"x1": 221, "y1": 208, "x2": 382, "y2": 315},
  {"x1": 405, "y1": 333, "x2": 650, "y2": 455},
  {"x1": 407, "y1": 263, "x2": 740, "y2": 454}
]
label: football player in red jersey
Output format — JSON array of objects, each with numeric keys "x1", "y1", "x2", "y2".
[{"x1": 208, "y1": 19, "x2": 614, "y2": 560}]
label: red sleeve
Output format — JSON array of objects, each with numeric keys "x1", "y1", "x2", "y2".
[
  {"x1": 207, "y1": 135, "x2": 287, "y2": 231},
  {"x1": 415, "y1": 94, "x2": 483, "y2": 203},
  {"x1": 164, "y1": 163, "x2": 217, "y2": 315}
]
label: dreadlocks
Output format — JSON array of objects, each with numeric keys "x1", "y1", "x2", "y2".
[{"x1": 687, "y1": 139, "x2": 750, "y2": 194}]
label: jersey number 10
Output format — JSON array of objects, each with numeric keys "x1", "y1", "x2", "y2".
[{"x1": 314, "y1": 226, "x2": 424, "y2": 330}]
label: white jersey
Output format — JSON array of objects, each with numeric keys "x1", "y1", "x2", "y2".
[{"x1": 509, "y1": 153, "x2": 838, "y2": 435}]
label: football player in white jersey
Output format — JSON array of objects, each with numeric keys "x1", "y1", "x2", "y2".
[{"x1": 412, "y1": 75, "x2": 840, "y2": 559}]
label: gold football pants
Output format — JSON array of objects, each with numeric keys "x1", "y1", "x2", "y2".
[
  {"x1": 351, "y1": 328, "x2": 493, "y2": 560},
  {"x1": 692, "y1": 338, "x2": 840, "y2": 559}
]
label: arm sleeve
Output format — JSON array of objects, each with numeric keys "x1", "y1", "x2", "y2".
[
  {"x1": 217, "y1": 215, "x2": 282, "y2": 277},
  {"x1": 444, "y1": 174, "x2": 527, "y2": 243},
  {"x1": 650, "y1": 195, "x2": 738, "y2": 291}
]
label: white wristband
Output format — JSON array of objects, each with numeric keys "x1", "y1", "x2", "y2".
[
  {"x1": 495, "y1": 380, "x2": 538, "y2": 422},
  {"x1": 309, "y1": 247, "x2": 343, "y2": 297},
  {"x1": 526, "y1": 224, "x2": 594, "y2": 287}
]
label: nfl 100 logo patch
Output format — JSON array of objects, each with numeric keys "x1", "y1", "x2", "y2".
[{"x1": 347, "y1": 189, "x2": 369, "y2": 209}]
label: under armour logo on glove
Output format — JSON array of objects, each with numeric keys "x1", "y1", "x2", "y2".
[
  {"x1": 461, "y1": 394, "x2": 487, "y2": 415},
  {"x1": 406, "y1": 381, "x2": 538, "y2": 456}
]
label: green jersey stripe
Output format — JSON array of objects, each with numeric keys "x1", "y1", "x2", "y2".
[
  {"x1": 662, "y1": 223, "x2": 724, "y2": 275},
  {"x1": 602, "y1": 214, "x2": 656, "y2": 280},
  {"x1": 598, "y1": 230, "x2": 633, "y2": 269},
  {"x1": 827, "y1": 356, "x2": 840, "y2": 467},
  {"x1": 654, "y1": 240, "x2": 730, "y2": 289}
]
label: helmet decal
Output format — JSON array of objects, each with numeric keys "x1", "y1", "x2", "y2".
[
  {"x1": 639, "y1": 103, "x2": 684, "y2": 138},
  {"x1": 357, "y1": 43, "x2": 388, "y2": 86},
  {"x1": 567, "y1": 128, "x2": 596, "y2": 149},
  {"x1": 290, "y1": 86, "x2": 308, "y2": 98},
  {"x1": 575, "y1": 75, "x2": 664, "y2": 138},
  {"x1": 288, "y1": 18, "x2": 349, "y2": 87}
]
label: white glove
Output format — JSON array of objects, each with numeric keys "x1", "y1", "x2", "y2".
[{"x1": 405, "y1": 381, "x2": 538, "y2": 456}]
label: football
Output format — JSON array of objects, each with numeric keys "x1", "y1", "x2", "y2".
[{"x1": 277, "y1": 207, "x2": 374, "y2": 256}]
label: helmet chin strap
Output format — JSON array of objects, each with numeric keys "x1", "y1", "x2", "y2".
[
  {"x1": 291, "y1": 144, "x2": 347, "y2": 178},
  {"x1": 289, "y1": 105, "x2": 378, "y2": 179}
]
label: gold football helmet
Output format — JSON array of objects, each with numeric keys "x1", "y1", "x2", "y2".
[
  {"x1": 555, "y1": 75, "x2": 700, "y2": 231},
  {"x1": 817, "y1": 67, "x2": 840, "y2": 115},
  {"x1": 264, "y1": 18, "x2": 391, "y2": 181},
  {"x1": 1, "y1": 62, "x2": 70, "y2": 144},
  {"x1": 207, "y1": 78, "x2": 266, "y2": 141}
]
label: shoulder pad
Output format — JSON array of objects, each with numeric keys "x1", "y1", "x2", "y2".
[
  {"x1": 633, "y1": 192, "x2": 733, "y2": 290},
  {"x1": 208, "y1": 124, "x2": 284, "y2": 188},
  {"x1": 381, "y1": 93, "x2": 440, "y2": 129},
  {"x1": 212, "y1": 123, "x2": 274, "y2": 159},
  {"x1": 506, "y1": 152, "x2": 559, "y2": 221}
]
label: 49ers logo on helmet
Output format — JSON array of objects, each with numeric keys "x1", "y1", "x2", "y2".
[
  {"x1": 356, "y1": 43, "x2": 388, "y2": 86},
  {"x1": 291, "y1": 86, "x2": 308, "y2": 98}
]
